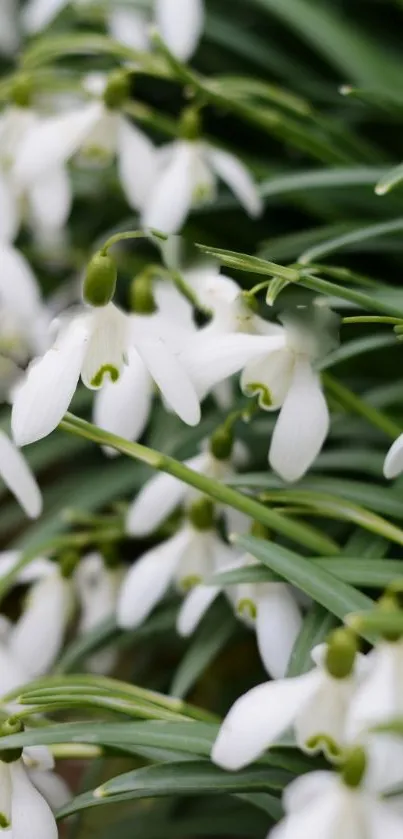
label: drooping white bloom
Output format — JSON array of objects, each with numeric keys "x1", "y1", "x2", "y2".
[
  {"x1": 0, "y1": 616, "x2": 31, "y2": 699},
  {"x1": 0, "y1": 106, "x2": 72, "y2": 242},
  {"x1": 22, "y1": 746, "x2": 70, "y2": 814},
  {"x1": 269, "y1": 768, "x2": 403, "y2": 839},
  {"x1": 212, "y1": 643, "x2": 364, "y2": 770},
  {"x1": 117, "y1": 522, "x2": 232, "y2": 630},
  {"x1": 75, "y1": 552, "x2": 121, "y2": 674},
  {"x1": 231, "y1": 555, "x2": 302, "y2": 678},
  {"x1": 346, "y1": 639, "x2": 403, "y2": 739},
  {"x1": 240, "y1": 306, "x2": 338, "y2": 482},
  {"x1": 0, "y1": 243, "x2": 51, "y2": 366},
  {"x1": 142, "y1": 139, "x2": 263, "y2": 233},
  {"x1": 13, "y1": 74, "x2": 157, "y2": 213},
  {"x1": 0, "y1": 0, "x2": 19, "y2": 55},
  {"x1": 384, "y1": 434, "x2": 403, "y2": 479},
  {"x1": 0, "y1": 432, "x2": 42, "y2": 518},
  {"x1": 0, "y1": 756, "x2": 57, "y2": 839},
  {"x1": 8, "y1": 567, "x2": 73, "y2": 677},
  {"x1": 108, "y1": 5, "x2": 149, "y2": 51}
]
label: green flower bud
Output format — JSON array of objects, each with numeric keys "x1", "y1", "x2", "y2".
[
  {"x1": 179, "y1": 107, "x2": 201, "y2": 140},
  {"x1": 10, "y1": 75, "x2": 32, "y2": 108},
  {"x1": 0, "y1": 719, "x2": 24, "y2": 763},
  {"x1": 378, "y1": 592, "x2": 402, "y2": 642},
  {"x1": 60, "y1": 550, "x2": 80, "y2": 579},
  {"x1": 209, "y1": 426, "x2": 234, "y2": 460},
  {"x1": 84, "y1": 252, "x2": 117, "y2": 307},
  {"x1": 250, "y1": 521, "x2": 270, "y2": 540},
  {"x1": 341, "y1": 746, "x2": 367, "y2": 788},
  {"x1": 325, "y1": 627, "x2": 358, "y2": 679},
  {"x1": 188, "y1": 498, "x2": 215, "y2": 531},
  {"x1": 103, "y1": 70, "x2": 131, "y2": 109},
  {"x1": 130, "y1": 274, "x2": 156, "y2": 314}
]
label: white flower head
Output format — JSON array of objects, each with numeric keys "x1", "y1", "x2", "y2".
[
  {"x1": 384, "y1": 434, "x2": 403, "y2": 479},
  {"x1": 241, "y1": 303, "x2": 339, "y2": 482},
  {"x1": 0, "y1": 433, "x2": 42, "y2": 518},
  {"x1": 13, "y1": 72, "x2": 157, "y2": 214},
  {"x1": 212, "y1": 633, "x2": 363, "y2": 770},
  {"x1": 117, "y1": 509, "x2": 229, "y2": 630},
  {"x1": 142, "y1": 138, "x2": 263, "y2": 234},
  {"x1": 75, "y1": 552, "x2": 121, "y2": 674},
  {"x1": 346, "y1": 637, "x2": 403, "y2": 740}
]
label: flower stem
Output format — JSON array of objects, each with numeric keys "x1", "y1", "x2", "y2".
[
  {"x1": 60, "y1": 413, "x2": 339, "y2": 556},
  {"x1": 342, "y1": 316, "x2": 403, "y2": 325}
]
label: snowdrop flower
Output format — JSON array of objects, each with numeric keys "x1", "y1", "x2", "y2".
[
  {"x1": 8, "y1": 566, "x2": 73, "y2": 677},
  {"x1": 212, "y1": 629, "x2": 363, "y2": 769},
  {"x1": 155, "y1": 0, "x2": 204, "y2": 61},
  {"x1": 93, "y1": 279, "x2": 196, "y2": 449},
  {"x1": 0, "y1": 0, "x2": 18, "y2": 55},
  {"x1": 241, "y1": 304, "x2": 339, "y2": 482},
  {"x1": 142, "y1": 117, "x2": 263, "y2": 233},
  {"x1": 231, "y1": 554, "x2": 302, "y2": 678},
  {"x1": 108, "y1": 4, "x2": 149, "y2": 52},
  {"x1": 13, "y1": 71, "x2": 157, "y2": 214},
  {"x1": 0, "y1": 753, "x2": 57, "y2": 838},
  {"x1": 0, "y1": 104, "x2": 72, "y2": 243},
  {"x1": 0, "y1": 243, "x2": 51, "y2": 364},
  {"x1": 269, "y1": 760, "x2": 403, "y2": 839},
  {"x1": 75, "y1": 552, "x2": 121, "y2": 674},
  {"x1": 0, "y1": 432, "x2": 42, "y2": 518},
  {"x1": 118, "y1": 500, "x2": 232, "y2": 630},
  {"x1": 0, "y1": 616, "x2": 31, "y2": 699},
  {"x1": 21, "y1": 746, "x2": 70, "y2": 814}
]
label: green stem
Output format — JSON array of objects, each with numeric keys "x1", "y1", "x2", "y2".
[
  {"x1": 342, "y1": 316, "x2": 403, "y2": 325},
  {"x1": 100, "y1": 230, "x2": 149, "y2": 254},
  {"x1": 298, "y1": 271, "x2": 403, "y2": 319},
  {"x1": 60, "y1": 413, "x2": 339, "y2": 556},
  {"x1": 323, "y1": 373, "x2": 401, "y2": 439}
]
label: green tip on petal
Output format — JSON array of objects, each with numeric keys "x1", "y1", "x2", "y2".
[{"x1": 91, "y1": 365, "x2": 120, "y2": 388}]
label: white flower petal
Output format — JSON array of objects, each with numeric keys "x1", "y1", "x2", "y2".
[
  {"x1": 0, "y1": 762, "x2": 11, "y2": 827},
  {"x1": 177, "y1": 583, "x2": 221, "y2": 636},
  {"x1": 125, "y1": 452, "x2": 207, "y2": 536},
  {"x1": 9, "y1": 572, "x2": 72, "y2": 676},
  {"x1": 12, "y1": 318, "x2": 88, "y2": 446},
  {"x1": 295, "y1": 674, "x2": 355, "y2": 754},
  {"x1": 256, "y1": 585, "x2": 302, "y2": 678},
  {"x1": 369, "y1": 798, "x2": 403, "y2": 839},
  {"x1": 81, "y1": 303, "x2": 129, "y2": 390},
  {"x1": 134, "y1": 334, "x2": 201, "y2": 425},
  {"x1": 28, "y1": 166, "x2": 72, "y2": 233},
  {"x1": 22, "y1": 0, "x2": 68, "y2": 33},
  {"x1": 241, "y1": 348, "x2": 294, "y2": 411},
  {"x1": 117, "y1": 529, "x2": 189, "y2": 628},
  {"x1": 0, "y1": 551, "x2": 52, "y2": 583},
  {"x1": 384, "y1": 433, "x2": 403, "y2": 479},
  {"x1": 10, "y1": 760, "x2": 57, "y2": 839},
  {"x1": 211, "y1": 670, "x2": 319, "y2": 770},
  {"x1": 269, "y1": 357, "x2": 329, "y2": 482},
  {"x1": 23, "y1": 746, "x2": 54, "y2": 772},
  {"x1": 184, "y1": 333, "x2": 286, "y2": 400},
  {"x1": 117, "y1": 117, "x2": 157, "y2": 211},
  {"x1": 153, "y1": 281, "x2": 194, "y2": 330},
  {"x1": 156, "y1": 0, "x2": 204, "y2": 60},
  {"x1": 108, "y1": 7, "x2": 149, "y2": 51},
  {"x1": 142, "y1": 141, "x2": 195, "y2": 233},
  {"x1": 14, "y1": 104, "x2": 102, "y2": 185},
  {"x1": 176, "y1": 528, "x2": 216, "y2": 588},
  {"x1": 28, "y1": 769, "x2": 70, "y2": 813},
  {"x1": 0, "y1": 640, "x2": 29, "y2": 696},
  {"x1": 93, "y1": 347, "x2": 152, "y2": 451},
  {"x1": 0, "y1": 175, "x2": 19, "y2": 242},
  {"x1": 0, "y1": 243, "x2": 42, "y2": 324},
  {"x1": 346, "y1": 644, "x2": 400, "y2": 738},
  {"x1": 0, "y1": 0, "x2": 19, "y2": 55},
  {"x1": 271, "y1": 783, "x2": 344, "y2": 839},
  {"x1": 207, "y1": 146, "x2": 263, "y2": 217},
  {"x1": 75, "y1": 552, "x2": 120, "y2": 675},
  {"x1": 0, "y1": 433, "x2": 42, "y2": 518},
  {"x1": 282, "y1": 770, "x2": 338, "y2": 814}
]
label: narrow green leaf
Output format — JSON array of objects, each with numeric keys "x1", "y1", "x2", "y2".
[
  {"x1": 209, "y1": 559, "x2": 403, "y2": 589},
  {"x1": 170, "y1": 605, "x2": 237, "y2": 699},
  {"x1": 195, "y1": 245, "x2": 298, "y2": 281},
  {"x1": 375, "y1": 162, "x2": 403, "y2": 196}
]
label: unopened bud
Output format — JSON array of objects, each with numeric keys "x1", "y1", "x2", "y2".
[
  {"x1": 188, "y1": 498, "x2": 215, "y2": 531},
  {"x1": 179, "y1": 107, "x2": 201, "y2": 140},
  {"x1": 130, "y1": 274, "x2": 156, "y2": 314},
  {"x1": 103, "y1": 70, "x2": 131, "y2": 109},
  {"x1": 325, "y1": 627, "x2": 358, "y2": 679},
  {"x1": 378, "y1": 592, "x2": 402, "y2": 642},
  {"x1": 341, "y1": 746, "x2": 367, "y2": 788},
  {"x1": 10, "y1": 75, "x2": 32, "y2": 108},
  {"x1": 84, "y1": 252, "x2": 117, "y2": 307},
  {"x1": 60, "y1": 550, "x2": 80, "y2": 579},
  {"x1": 210, "y1": 426, "x2": 234, "y2": 460}
]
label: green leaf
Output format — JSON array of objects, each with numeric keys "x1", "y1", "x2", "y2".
[
  {"x1": 318, "y1": 334, "x2": 397, "y2": 371},
  {"x1": 286, "y1": 605, "x2": 336, "y2": 677},
  {"x1": 375, "y1": 162, "x2": 403, "y2": 196},
  {"x1": 170, "y1": 604, "x2": 237, "y2": 699},
  {"x1": 195, "y1": 245, "x2": 298, "y2": 281},
  {"x1": 234, "y1": 534, "x2": 374, "y2": 632},
  {"x1": 209, "y1": 559, "x2": 403, "y2": 589}
]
